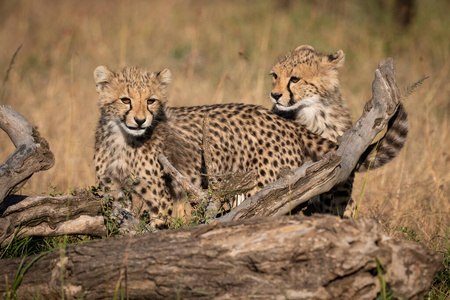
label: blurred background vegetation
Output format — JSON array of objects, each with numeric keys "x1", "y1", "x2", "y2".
[{"x1": 0, "y1": 0, "x2": 448, "y2": 260}]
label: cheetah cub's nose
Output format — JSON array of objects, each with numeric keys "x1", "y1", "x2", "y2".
[
  {"x1": 271, "y1": 92, "x2": 282, "y2": 101},
  {"x1": 134, "y1": 117, "x2": 146, "y2": 126}
]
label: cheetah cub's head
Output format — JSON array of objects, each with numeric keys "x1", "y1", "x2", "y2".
[
  {"x1": 94, "y1": 66, "x2": 171, "y2": 137},
  {"x1": 270, "y1": 45, "x2": 344, "y2": 112}
]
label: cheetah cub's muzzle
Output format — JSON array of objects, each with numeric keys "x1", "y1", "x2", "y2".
[
  {"x1": 117, "y1": 99, "x2": 154, "y2": 137},
  {"x1": 270, "y1": 91, "x2": 320, "y2": 112}
]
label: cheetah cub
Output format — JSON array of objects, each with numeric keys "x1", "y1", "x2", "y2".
[
  {"x1": 270, "y1": 45, "x2": 408, "y2": 215},
  {"x1": 94, "y1": 66, "x2": 337, "y2": 228}
]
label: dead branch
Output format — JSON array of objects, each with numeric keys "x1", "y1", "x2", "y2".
[
  {"x1": 158, "y1": 153, "x2": 205, "y2": 198},
  {"x1": 0, "y1": 216, "x2": 441, "y2": 299},
  {"x1": 0, "y1": 190, "x2": 105, "y2": 246},
  {"x1": 158, "y1": 152, "x2": 222, "y2": 222},
  {"x1": 0, "y1": 106, "x2": 55, "y2": 204},
  {"x1": 201, "y1": 113, "x2": 214, "y2": 185}
]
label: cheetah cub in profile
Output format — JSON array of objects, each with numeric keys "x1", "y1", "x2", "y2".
[
  {"x1": 94, "y1": 66, "x2": 337, "y2": 228},
  {"x1": 270, "y1": 45, "x2": 408, "y2": 215}
]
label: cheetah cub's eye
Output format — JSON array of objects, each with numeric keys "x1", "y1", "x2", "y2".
[
  {"x1": 290, "y1": 76, "x2": 301, "y2": 83},
  {"x1": 147, "y1": 99, "x2": 157, "y2": 105},
  {"x1": 121, "y1": 97, "x2": 131, "y2": 104},
  {"x1": 270, "y1": 72, "x2": 278, "y2": 80}
]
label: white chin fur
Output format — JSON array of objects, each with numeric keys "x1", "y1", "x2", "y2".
[
  {"x1": 272, "y1": 95, "x2": 320, "y2": 112},
  {"x1": 119, "y1": 122, "x2": 147, "y2": 136}
]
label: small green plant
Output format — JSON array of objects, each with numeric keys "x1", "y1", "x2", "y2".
[
  {"x1": 400, "y1": 226, "x2": 420, "y2": 243},
  {"x1": 427, "y1": 230, "x2": 450, "y2": 299},
  {"x1": 69, "y1": 188, "x2": 77, "y2": 196},
  {"x1": 0, "y1": 225, "x2": 75, "y2": 259},
  {"x1": 47, "y1": 185, "x2": 64, "y2": 197},
  {"x1": 161, "y1": 197, "x2": 201, "y2": 230},
  {"x1": 99, "y1": 198, "x2": 122, "y2": 238},
  {"x1": 90, "y1": 185, "x2": 122, "y2": 238},
  {"x1": 3, "y1": 251, "x2": 49, "y2": 300},
  {"x1": 374, "y1": 258, "x2": 396, "y2": 300},
  {"x1": 162, "y1": 190, "x2": 225, "y2": 230},
  {"x1": 354, "y1": 138, "x2": 381, "y2": 219}
]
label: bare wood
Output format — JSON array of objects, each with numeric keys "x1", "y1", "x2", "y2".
[
  {"x1": 158, "y1": 153, "x2": 205, "y2": 198},
  {"x1": 0, "y1": 216, "x2": 441, "y2": 299},
  {"x1": 0, "y1": 190, "x2": 105, "y2": 246},
  {"x1": 217, "y1": 58, "x2": 401, "y2": 222},
  {"x1": 0, "y1": 106, "x2": 55, "y2": 204}
]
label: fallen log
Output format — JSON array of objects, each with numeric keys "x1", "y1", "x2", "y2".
[
  {"x1": 0, "y1": 190, "x2": 105, "y2": 246},
  {"x1": 0, "y1": 216, "x2": 442, "y2": 299}
]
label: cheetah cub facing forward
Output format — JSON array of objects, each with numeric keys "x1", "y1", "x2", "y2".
[
  {"x1": 94, "y1": 66, "x2": 337, "y2": 228},
  {"x1": 270, "y1": 45, "x2": 408, "y2": 215}
]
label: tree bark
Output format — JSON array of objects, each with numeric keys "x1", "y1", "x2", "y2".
[
  {"x1": 0, "y1": 106, "x2": 55, "y2": 204},
  {"x1": 0, "y1": 216, "x2": 442, "y2": 299},
  {"x1": 0, "y1": 190, "x2": 105, "y2": 246}
]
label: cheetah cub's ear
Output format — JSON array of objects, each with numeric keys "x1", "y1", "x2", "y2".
[
  {"x1": 155, "y1": 68, "x2": 171, "y2": 85},
  {"x1": 94, "y1": 66, "x2": 114, "y2": 93},
  {"x1": 294, "y1": 45, "x2": 315, "y2": 52},
  {"x1": 326, "y1": 50, "x2": 345, "y2": 68}
]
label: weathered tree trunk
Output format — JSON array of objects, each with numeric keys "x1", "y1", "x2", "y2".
[
  {"x1": 0, "y1": 106, "x2": 55, "y2": 203},
  {"x1": 0, "y1": 216, "x2": 442, "y2": 299},
  {"x1": 0, "y1": 190, "x2": 105, "y2": 246}
]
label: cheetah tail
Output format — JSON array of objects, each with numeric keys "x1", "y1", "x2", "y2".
[{"x1": 355, "y1": 103, "x2": 408, "y2": 172}]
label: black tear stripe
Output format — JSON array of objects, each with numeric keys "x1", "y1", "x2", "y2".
[
  {"x1": 287, "y1": 82, "x2": 296, "y2": 107},
  {"x1": 122, "y1": 105, "x2": 131, "y2": 123}
]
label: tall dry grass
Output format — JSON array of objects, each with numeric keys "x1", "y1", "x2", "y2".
[{"x1": 0, "y1": 0, "x2": 448, "y2": 245}]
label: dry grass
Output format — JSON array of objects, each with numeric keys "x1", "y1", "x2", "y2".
[{"x1": 0, "y1": 0, "x2": 449, "y2": 246}]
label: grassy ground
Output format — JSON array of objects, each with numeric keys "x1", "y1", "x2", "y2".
[{"x1": 0, "y1": 0, "x2": 449, "y2": 297}]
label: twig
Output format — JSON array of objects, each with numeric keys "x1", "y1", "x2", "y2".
[
  {"x1": 158, "y1": 153, "x2": 220, "y2": 222},
  {"x1": 1, "y1": 44, "x2": 23, "y2": 102},
  {"x1": 201, "y1": 113, "x2": 214, "y2": 187},
  {"x1": 157, "y1": 153, "x2": 205, "y2": 198}
]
